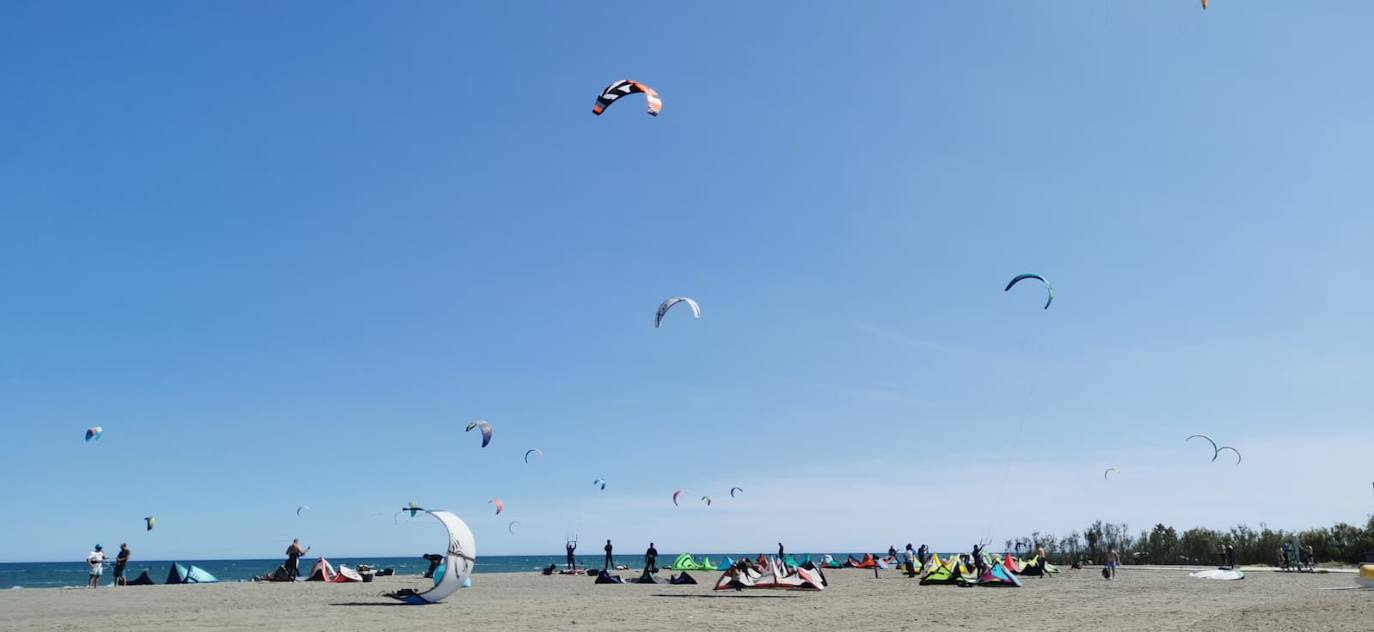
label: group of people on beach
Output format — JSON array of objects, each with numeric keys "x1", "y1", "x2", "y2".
[{"x1": 84, "y1": 543, "x2": 130, "y2": 588}]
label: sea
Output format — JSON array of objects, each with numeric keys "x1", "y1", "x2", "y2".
[{"x1": 1, "y1": 552, "x2": 901, "y2": 589}]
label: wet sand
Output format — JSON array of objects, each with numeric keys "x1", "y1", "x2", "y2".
[{"x1": 1, "y1": 566, "x2": 1369, "y2": 631}]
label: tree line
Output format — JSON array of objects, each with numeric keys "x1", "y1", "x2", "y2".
[{"x1": 1002, "y1": 516, "x2": 1374, "y2": 566}]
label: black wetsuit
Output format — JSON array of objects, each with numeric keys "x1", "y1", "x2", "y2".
[
  {"x1": 114, "y1": 549, "x2": 129, "y2": 582},
  {"x1": 778, "y1": 543, "x2": 785, "y2": 563},
  {"x1": 566, "y1": 543, "x2": 576, "y2": 571},
  {"x1": 604, "y1": 541, "x2": 613, "y2": 570},
  {"x1": 285, "y1": 546, "x2": 304, "y2": 581},
  {"x1": 645, "y1": 545, "x2": 658, "y2": 571}
]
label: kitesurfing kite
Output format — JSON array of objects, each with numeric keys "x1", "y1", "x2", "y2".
[
  {"x1": 488, "y1": 498, "x2": 504, "y2": 515},
  {"x1": 672, "y1": 490, "x2": 684, "y2": 507},
  {"x1": 144, "y1": 516, "x2": 156, "y2": 531},
  {"x1": 466, "y1": 421, "x2": 492, "y2": 448},
  {"x1": 1187, "y1": 434, "x2": 1221, "y2": 461},
  {"x1": 524, "y1": 448, "x2": 543, "y2": 464},
  {"x1": 729, "y1": 487, "x2": 743, "y2": 498},
  {"x1": 296, "y1": 505, "x2": 310, "y2": 517},
  {"x1": 385, "y1": 506, "x2": 476, "y2": 605},
  {"x1": 395, "y1": 501, "x2": 423, "y2": 523},
  {"x1": 655, "y1": 297, "x2": 701, "y2": 328},
  {"x1": 508, "y1": 520, "x2": 520, "y2": 535},
  {"x1": 700, "y1": 496, "x2": 712, "y2": 507},
  {"x1": 1104, "y1": 468, "x2": 1119, "y2": 481},
  {"x1": 1004, "y1": 274, "x2": 1054, "y2": 309},
  {"x1": 592, "y1": 79, "x2": 661, "y2": 117},
  {"x1": 1217, "y1": 446, "x2": 1242, "y2": 465},
  {"x1": 85, "y1": 426, "x2": 102, "y2": 442},
  {"x1": 593, "y1": 478, "x2": 607, "y2": 491}
]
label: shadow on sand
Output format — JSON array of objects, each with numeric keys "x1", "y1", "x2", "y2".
[{"x1": 652, "y1": 593, "x2": 801, "y2": 599}]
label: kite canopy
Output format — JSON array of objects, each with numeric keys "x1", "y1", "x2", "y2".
[
  {"x1": 1187, "y1": 434, "x2": 1220, "y2": 461},
  {"x1": 1217, "y1": 446, "x2": 1242, "y2": 465},
  {"x1": 729, "y1": 487, "x2": 743, "y2": 498},
  {"x1": 489, "y1": 498, "x2": 504, "y2": 515},
  {"x1": 593, "y1": 478, "x2": 607, "y2": 490},
  {"x1": 465, "y1": 421, "x2": 493, "y2": 448},
  {"x1": 672, "y1": 490, "x2": 684, "y2": 507},
  {"x1": 1103, "y1": 467, "x2": 1119, "y2": 481},
  {"x1": 592, "y1": 79, "x2": 661, "y2": 117},
  {"x1": 524, "y1": 448, "x2": 543, "y2": 464},
  {"x1": 1004, "y1": 274, "x2": 1053, "y2": 309},
  {"x1": 389, "y1": 508, "x2": 476, "y2": 605},
  {"x1": 507, "y1": 520, "x2": 520, "y2": 535},
  {"x1": 655, "y1": 297, "x2": 701, "y2": 328},
  {"x1": 144, "y1": 516, "x2": 156, "y2": 531},
  {"x1": 85, "y1": 426, "x2": 102, "y2": 442},
  {"x1": 296, "y1": 505, "x2": 310, "y2": 517},
  {"x1": 700, "y1": 496, "x2": 712, "y2": 507}
]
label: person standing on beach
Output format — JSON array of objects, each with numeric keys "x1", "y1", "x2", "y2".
[
  {"x1": 644, "y1": 542, "x2": 658, "y2": 572},
  {"x1": 917, "y1": 544, "x2": 929, "y2": 568},
  {"x1": 565, "y1": 538, "x2": 577, "y2": 571},
  {"x1": 86, "y1": 545, "x2": 105, "y2": 588},
  {"x1": 1034, "y1": 544, "x2": 1048, "y2": 575},
  {"x1": 777, "y1": 542, "x2": 786, "y2": 566},
  {"x1": 284, "y1": 538, "x2": 308, "y2": 581},
  {"x1": 1225, "y1": 543, "x2": 1236, "y2": 569},
  {"x1": 1105, "y1": 545, "x2": 1120, "y2": 579},
  {"x1": 972, "y1": 544, "x2": 986, "y2": 576},
  {"x1": 112, "y1": 544, "x2": 130, "y2": 586},
  {"x1": 603, "y1": 539, "x2": 614, "y2": 571},
  {"x1": 887, "y1": 545, "x2": 898, "y2": 562},
  {"x1": 902, "y1": 544, "x2": 917, "y2": 578}
]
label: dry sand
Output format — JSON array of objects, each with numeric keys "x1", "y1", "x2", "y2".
[{"x1": 1, "y1": 566, "x2": 1369, "y2": 631}]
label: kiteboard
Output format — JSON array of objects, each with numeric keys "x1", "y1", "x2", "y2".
[{"x1": 1189, "y1": 569, "x2": 1244, "y2": 581}]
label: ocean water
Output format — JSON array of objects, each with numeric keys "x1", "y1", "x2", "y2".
[{"x1": 1, "y1": 552, "x2": 906, "y2": 589}]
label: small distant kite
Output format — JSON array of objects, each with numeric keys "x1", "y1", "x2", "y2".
[
  {"x1": 592, "y1": 79, "x2": 661, "y2": 117},
  {"x1": 466, "y1": 421, "x2": 493, "y2": 448},
  {"x1": 394, "y1": 501, "x2": 423, "y2": 523},
  {"x1": 700, "y1": 496, "x2": 712, "y2": 507},
  {"x1": 1104, "y1": 468, "x2": 1119, "y2": 481},
  {"x1": 1216, "y1": 446, "x2": 1242, "y2": 465},
  {"x1": 489, "y1": 498, "x2": 504, "y2": 515},
  {"x1": 1187, "y1": 434, "x2": 1220, "y2": 461},
  {"x1": 524, "y1": 448, "x2": 543, "y2": 464},
  {"x1": 593, "y1": 478, "x2": 607, "y2": 491},
  {"x1": 655, "y1": 297, "x2": 701, "y2": 328},
  {"x1": 144, "y1": 516, "x2": 156, "y2": 531},
  {"x1": 672, "y1": 490, "x2": 685, "y2": 507},
  {"x1": 729, "y1": 487, "x2": 743, "y2": 498},
  {"x1": 85, "y1": 426, "x2": 102, "y2": 442},
  {"x1": 508, "y1": 521, "x2": 520, "y2": 535},
  {"x1": 296, "y1": 505, "x2": 310, "y2": 517},
  {"x1": 1004, "y1": 274, "x2": 1053, "y2": 309}
]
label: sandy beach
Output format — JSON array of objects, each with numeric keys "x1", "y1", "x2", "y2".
[{"x1": 1, "y1": 567, "x2": 1368, "y2": 631}]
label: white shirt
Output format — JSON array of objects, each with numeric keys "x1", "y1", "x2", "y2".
[{"x1": 87, "y1": 551, "x2": 105, "y2": 569}]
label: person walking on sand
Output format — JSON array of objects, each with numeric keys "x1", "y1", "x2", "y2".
[
  {"x1": 1035, "y1": 544, "x2": 1048, "y2": 576},
  {"x1": 86, "y1": 545, "x2": 105, "y2": 588},
  {"x1": 603, "y1": 539, "x2": 614, "y2": 571},
  {"x1": 112, "y1": 543, "x2": 130, "y2": 586},
  {"x1": 565, "y1": 538, "x2": 578, "y2": 572},
  {"x1": 644, "y1": 542, "x2": 658, "y2": 572},
  {"x1": 1105, "y1": 544, "x2": 1120, "y2": 579},
  {"x1": 284, "y1": 538, "x2": 309, "y2": 581}
]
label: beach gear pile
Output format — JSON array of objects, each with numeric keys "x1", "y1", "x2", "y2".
[
  {"x1": 913, "y1": 552, "x2": 1044, "y2": 587},
  {"x1": 126, "y1": 563, "x2": 219, "y2": 586},
  {"x1": 713, "y1": 558, "x2": 826, "y2": 591}
]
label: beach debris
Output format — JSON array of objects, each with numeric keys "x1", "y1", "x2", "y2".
[
  {"x1": 700, "y1": 495, "x2": 712, "y2": 507},
  {"x1": 592, "y1": 79, "x2": 661, "y2": 117},
  {"x1": 296, "y1": 505, "x2": 310, "y2": 517},
  {"x1": 524, "y1": 448, "x2": 543, "y2": 464},
  {"x1": 466, "y1": 421, "x2": 493, "y2": 448},
  {"x1": 1216, "y1": 446, "x2": 1242, "y2": 464},
  {"x1": 144, "y1": 516, "x2": 156, "y2": 531},
  {"x1": 729, "y1": 487, "x2": 743, "y2": 498},
  {"x1": 592, "y1": 478, "x2": 607, "y2": 490},
  {"x1": 1103, "y1": 467, "x2": 1119, "y2": 480},
  {"x1": 673, "y1": 489, "x2": 685, "y2": 507},
  {"x1": 655, "y1": 297, "x2": 701, "y2": 328},
  {"x1": 507, "y1": 520, "x2": 520, "y2": 535},
  {"x1": 488, "y1": 498, "x2": 504, "y2": 515},
  {"x1": 1004, "y1": 274, "x2": 1053, "y2": 310},
  {"x1": 85, "y1": 426, "x2": 102, "y2": 442},
  {"x1": 1187, "y1": 434, "x2": 1220, "y2": 461},
  {"x1": 384, "y1": 508, "x2": 476, "y2": 604}
]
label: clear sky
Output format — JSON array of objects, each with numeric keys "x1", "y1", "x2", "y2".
[{"x1": 2, "y1": 1, "x2": 1371, "y2": 562}]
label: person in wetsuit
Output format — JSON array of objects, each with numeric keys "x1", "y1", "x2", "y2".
[
  {"x1": 603, "y1": 539, "x2": 614, "y2": 571},
  {"x1": 644, "y1": 542, "x2": 658, "y2": 572},
  {"x1": 113, "y1": 544, "x2": 130, "y2": 586},
  {"x1": 565, "y1": 538, "x2": 577, "y2": 572},
  {"x1": 284, "y1": 539, "x2": 308, "y2": 581}
]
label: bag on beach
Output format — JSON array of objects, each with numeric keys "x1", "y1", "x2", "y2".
[{"x1": 1101, "y1": 567, "x2": 1110, "y2": 579}]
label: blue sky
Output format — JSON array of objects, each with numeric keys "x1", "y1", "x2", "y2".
[{"x1": 2, "y1": 1, "x2": 1371, "y2": 562}]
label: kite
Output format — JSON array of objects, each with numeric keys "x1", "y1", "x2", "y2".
[
  {"x1": 296, "y1": 505, "x2": 310, "y2": 517},
  {"x1": 465, "y1": 421, "x2": 492, "y2": 448},
  {"x1": 593, "y1": 478, "x2": 607, "y2": 490},
  {"x1": 729, "y1": 487, "x2": 743, "y2": 498},
  {"x1": 385, "y1": 508, "x2": 476, "y2": 605},
  {"x1": 85, "y1": 426, "x2": 102, "y2": 442},
  {"x1": 1187, "y1": 434, "x2": 1221, "y2": 461},
  {"x1": 700, "y1": 496, "x2": 712, "y2": 507},
  {"x1": 508, "y1": 520, "x2": 520, "y2": 535},
  {"x1": 672, "y1": 490, "x2": 685, "y2": 507},
  {"x1": 592, "y1": 79, "x2": 661, "y2": 117},
  {"x1": 488, "y1": 498, "x2": 504, "y2": 515},
  {"x1": 1004, "y1": 274, "x2": 1053, "y2": 309},
  {"x1": 144, "y1": 516, "x2": 156, "y2": 531},
  {"x1": 1216, "y1": 446, "x2": 1242, "y2": 465},
  {"x1": 655, "y1": 297, "x2": 701, "y2": 328},
  {"x1": 394, "y1": 501, "x2": 424, "y2": 523},
  {"x1": 524, "y1": 448, "x2": 543, "y2": 464},
  {"x1": 1103, "y1": 468, "x2": 1119, "y2": 481}
]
